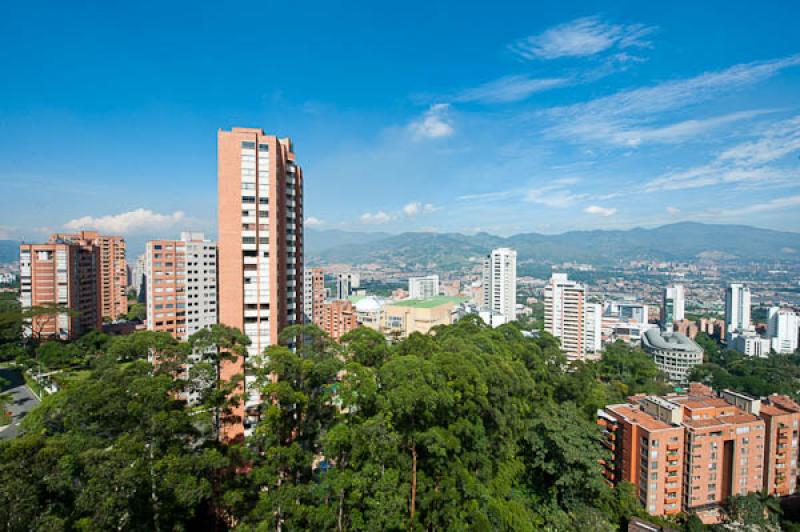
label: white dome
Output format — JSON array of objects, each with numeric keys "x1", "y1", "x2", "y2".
[{"x1": 355, "y1": 296, "x2": 382, "y2": 313}]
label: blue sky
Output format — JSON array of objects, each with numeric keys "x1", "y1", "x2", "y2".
[{"x1": 1, "y1": 0, "x2": 799, "y2": 249}]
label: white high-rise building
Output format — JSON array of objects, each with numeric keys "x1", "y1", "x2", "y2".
[
  {"x1": 661, "y1": 285, "x2": 685, "y2": 328},
  {"x1": 336, "y1": 272, "x2": 360, "y2": 300},
  {"x1": 767, "y1": 307, "x2": 799, "y2": 354},
  {"x1": 584, "y1": 302, "x2": 603, "y2": 359},
  {"x1": 145, "y1": 232, "x2": 217, "y2": 340},
  {"x1": 482, "y1": 248, "x2": 517, "y2": 323},
  {"x1": 408, "y1": 274, "x2": 439, "y2": 299},
  {"x1": 131, "y1": 253, "x2": 147, "y2": 302},
  {"x1": 726, "y1": 283, "x2": 752, "y2": 339},
  {"x1": 544, "y1": 273, "x2": 586, "y2": 361}
]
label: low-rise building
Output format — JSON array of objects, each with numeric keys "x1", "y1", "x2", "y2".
[
  {"x1": 731, "y1": 331, "x2": 771, "y2": 357},
  {"x1": 383, "y1": 296, "x2": 465, "y2": 338}
]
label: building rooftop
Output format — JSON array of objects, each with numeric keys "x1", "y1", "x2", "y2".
[
  {"x1": 642, "y1": 328, "x2": 703, "y2": 353},
  {"x1": 389, "y1": 296, "x2": 467, "y2": 309},
  {"x1": 605, "y1": 404, "x2": 676, "y2": 431}
]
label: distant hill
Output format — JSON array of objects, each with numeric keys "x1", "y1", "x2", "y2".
[
  {"x1": 306, "y1": 223, "x2": 800, "y2": 269},
  {"x1": 0, "y1": 241, "x2": 20, "y2": 264}
]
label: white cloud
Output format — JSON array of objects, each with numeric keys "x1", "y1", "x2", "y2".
[
  {"x1": 359, "y1": 211, "x2": 393, "y2": 224},
  {"x1": 402, "y1": 202, "x2": 439, "y2": 216},
  {"x1": 734, "y1": 195, "x2": 800, "y2": 214},
  {"x1": 409, "y1": 103, "x2": 454, "y2": 140},
  {"x1": 583, "y1": 205, "x2": 617, "y2": 217},
  {"x1": 63, "y1": 208, "x2": 185, "y2": 234},
  {"x1": 454, "y1": 75, "x2": 570, "y2": 104},
  {"x1": 645, "y1": 115, "x2": 800, "y2": 192},
  {"x1": 509, "y1": 16, "x2": 655, "y2": 60},
  {"x1": 666, "y1": 206, "x2": 680, "y2": 215},
  {"x1": 305, "y1": 216, "x2": 325, "y2": 226},
  {"x1": 545, "y1": 54, "x2": 800, "y2": 146}
]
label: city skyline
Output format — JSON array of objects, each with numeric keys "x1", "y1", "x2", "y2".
[{"x1": 2, "y1": 1, "x2": 800, "y2": 244}]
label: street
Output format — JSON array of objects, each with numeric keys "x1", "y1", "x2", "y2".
[{"x1": 0, "y1": 367, "x2": 40, "y2": 440}]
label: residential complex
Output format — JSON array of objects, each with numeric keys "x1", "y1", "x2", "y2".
[
  {"x1": 408, "y1": 274, "x2": 439, "y2": 299},
  {"x1": 641, "y1": 328, "x2": 704, "y2": 384},
  {"x1": 599, "y1": 385, "x2": 800, "y2": 523},
  {"x1": 19, "y1": 231, "x2": 127, "y2": 340},
  {"x1": 217, "y1": 127, "x2": 304, "y2": 441},
  {"x1": 52, "y1": 231, "x2": 128, "y2": 321},
  {"x1": 145, "y1": 233, "x2": 217, "y2": 340},
  {"x1": 482, "y1": 248, "x2": 516, "y2": 323}
]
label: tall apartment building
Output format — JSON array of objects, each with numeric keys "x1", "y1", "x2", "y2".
[
  {"x1": 303, "y1": 267, "x2": 325, "y2": 325},
  {"x1": 544, "y1": 273, "x2": 585, "y2": 361},
  {"x1": 599, "y1": 386, "x2": 799, "y2": 523},
  {"x1": 131, "y1": 253, "x2": 147, "y2": 302},
  {"x1": 320, "y1": 299, "x2": 358, "y2": 340},
  {"x1": 218, "y1": 127, "x2": 304, "y2": 441},
  {"x1": 19, "y1": 240, "x2": 101, "y2": 339},
  {"x1": 51, "y1": 231, "x2": 127, "y2": 321},
  {"x1": 336, "y1": 272, "x2": 360, "y2": 300},
  {"x1": 725, "y1": 283, "x2": 752, "y2": 339},
  {"x1": 408, "y1": 274, "x2": 439, "y2": 299},
  {"x1": 481, "y1": 248, "x2": 516, "y2": 323},
  {"x1": 661, "y1": 285, "x2": 685, "y2": 329},
  {"x1": 145, "y1": 233, "x2": 217, "y2": 340},
  {"x1": 584, "y1": 302, "x2": 603, "y2": 358},
  {"x1": 767, "y1": 307, "x2": 799, "y2": 354}
]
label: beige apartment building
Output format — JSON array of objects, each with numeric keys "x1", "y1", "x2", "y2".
[
  {"x1": 217, "y1": 127, "x2": 304, "y2": 441},
  {"x1": 382, "y1": 296, "x2": 464, "y2": 338}
]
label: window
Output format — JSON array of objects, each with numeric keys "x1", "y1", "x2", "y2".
[
  {"x1": 258, "y1": 144, "x2": 269, "y2": 151},
  {"x1": 241, "y1": 141, "x2": 255, "y2": 149}
]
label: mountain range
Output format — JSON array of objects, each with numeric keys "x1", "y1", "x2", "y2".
[
  {"x1": 306, "y1": 222, "x2": 800, "y2": 269},
  {"x1": 1, "y1": 222, "x2": 798, "y2": 269}
]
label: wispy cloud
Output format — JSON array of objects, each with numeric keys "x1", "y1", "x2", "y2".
[
  {"x1": 545, "y1": 54, "x2": 800, "y2": 146},
  {"x1": 305, "y1": 216, "x2": 325, "y2": 226},
  {"x1": 409, "y1": 104, "x2": 454, "y2": 140},
  {"x1": 458, "y1": 178, "x2": 591, "y2": 208},
  {"x1": 454, "y1": 75, "x2": 570, "y2": 104},
  {"x1": 583, "y1": 205, "x2": 617, "y2": 217},
  {"x1": 63, "y1": 209, "x2": 185, "y2": 234},
  {"x1": 509, "y1": 16, "x2": 656, "y2": 60},
  {"x1": 645, "y1": 115, "x2": 800, "y2": 191}
]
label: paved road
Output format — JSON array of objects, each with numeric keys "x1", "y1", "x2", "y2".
[{"x1": 0, "y1": 367, "x2": 40, "y2": 440}]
